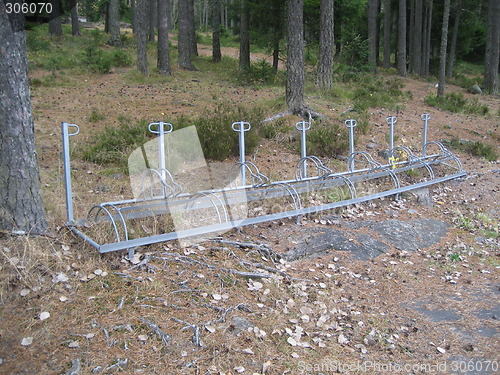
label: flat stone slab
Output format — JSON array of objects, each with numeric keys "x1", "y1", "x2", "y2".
[
  {"x1": 283, "y1": 218, "x2": 451, "y2": 261},
  {"x1": 343, "y1": 218, "x2": 451, "y2": 252}
]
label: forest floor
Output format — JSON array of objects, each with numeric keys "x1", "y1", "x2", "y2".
[{"x1": 0, "y1": 39, "x2": 499, "y2": 375}]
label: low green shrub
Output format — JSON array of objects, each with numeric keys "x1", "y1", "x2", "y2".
[
  {"x1": 425, "y1": 92, "x2": 489, "y2": 115},
  {"x1": 82, "y1": 118, "x2": 152, "y2": 166},
  {"x1": 176, "y1": 102, "x2": 264, "y2": 160},
  {"x1": 443, "y1": 137, "x2": 498, "y2": 161},
  {"x1": 306, "y1": 120, "x2": 349, "y2": 157},
  {"x1": 238, "y1": 59, "x2": 281, "y2": 86}
]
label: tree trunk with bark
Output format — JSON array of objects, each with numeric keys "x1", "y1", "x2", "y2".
[
  {"x1": 136, "y1": 0, "x2": 149, "y2": 75},
  {"x1": 178, "y1": 0, "x2": 196, "y2": 70},
  {"x1": 149, "y1": 0, "x2": 156, "y2": 42},
  {"x1": 383, "y1": 0, "x2": 391, "y2": 68},
  {"x1": 49, "y1": 0, "x2": 62, "y2": 37},
  {"x1": 316, "y1": 0, "x2": 334, "y2": 88},
  {"x1": 239, "y1": 0, "x2": 250, "y2": 70},
  {"x1": 108, "y1": 0, "x2": 121, "y2": 45},
  {"x1": 0, "y1": 7, "x2": 48, "y2": 234},
  {"x1": 131, "y1": 0, "x2": 137, "y2": 33},
  {"x1": 157, "y1": 0, "x2": 171, "y2": 74},
  {"x1": 437, "y1": 0, "x2": 451, "y2": 97},
  {"x1": 483, "y1": 0, "x2": 499, "y2": 94},
  {"x1": 188, "y1": 0, "x2": 198, "y2": 56},
  {"x1": 446, "y1": 0, "x2": 462, "y2": 78},
  {"x1": 422, "y1": 0, "x2": 433, "y2": 77},
  {"x1": 367, "y1": 0, "x2": 379, "y2": 73},
  {"x1": 272, "y1": 0, "x2": 282, "y2": 74},
  {"x1": 212, "y1": 0, "x2": 222, "y2": 62},
  {"x1": 286, "y1": 0, "x2": 305, "y2": 115},
  {"x1": 70, "y1": 0, "x2": 81, "y2": 36},
  {"x1": 410, "y1": 0, "x2": 423, "y2": 74},
  {"x1": 397, "y1": 0, "x2": 407, "y2": 76}
]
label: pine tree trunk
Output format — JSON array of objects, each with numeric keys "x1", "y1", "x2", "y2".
[
  {"x1": 484, "y1": 0, "x2": 500, "y2": 94},
  {"x1": 437, "y1": 0, "x2": 451, "y2": 97},
  {"x1": 410, "y1": 0, "x2": 423, "y2": 74},
  {"x1": 0, "y1": 7, "x2": 48, "y2": 234},
  {"x1": 316, "y1": 0, "x2": 334, "y2": 89},
  {"x1": 212, "y1": 0, "x2": 222, "y2": 62},
  {"x1": 131, "y1": 0, "x2": 137, "y2": 33},
  {"x1": 49, "y1": 0, "x2": 62, "y2": 37},
  {"x1": 158, "y1": 0, "x2": 171, "y2": 74},
  {"x1": 70, "y1": 0, "x2": 81, "y2": 36},
  {"x1": 368, "y1": 0, "x2": 379, "y2": 73},
  {"x1": 178, "y1": 0, "x2": 196, "y2": 69},
  {"x1": 397, "y1": 0, "x2": 407, "y2": 76},
  {"x1": 286, "y1": 0, "x2": 305, "y2": 115},
  {"x1": 149, "y1": 0, "x2": 156, "y2": 42},
  {"x1": 108, "y1": 0, "x2": 121, "y2": 45},
  {"x1": 188, "y1": 0, "x2": 198, "y2": 56},
  {"x1": 239, "y1": 0, "x2": 250, "y2": 70},
  {"x1": 446, "y1": 0, "x2": 462, "y2": 78},
  {"x1": 421, "y1": 0, "x2": 433, "y2": 76},
  {"x1": 383, "y1": 0, "x2": 391, "y2": 68},
  {"x1": 272, "y1": 0, "x2": 282, "y2": 74},
  {"x1": 137, "y1": 0, "x2": 149, "y2": 75}
]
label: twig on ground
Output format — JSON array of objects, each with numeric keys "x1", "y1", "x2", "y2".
[
  {"x1": 152, "y1": 254, "x2": 272, "y2": 279},
  {"x1": 171, "y1": 317, "x2": 201, "y2": 347},
  {"x1": 139, "y1": 317, "x2": 172, "y2": 346},
  {"x1": 212, "y1": 239, "x2": 281, "y2": 263}
]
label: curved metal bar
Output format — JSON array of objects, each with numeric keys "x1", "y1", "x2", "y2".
[
  {"x1": 315, "y1": 173, "x2": 357, "y2": 201},
  {"x1": 423, "y1": 141, "x2": 464, "y2": 171},
  {"x1": 103, "y1": 203, "x2": 129, "y2": 242},
  {"x1": 158, "y1": 168, "x2": 184, "y2": 196},
  {"x1": 268, "y1": 182, "x2": 302, "y2": 211},
  {"x1": 87, "y1": 204, "x2": 122, "y2": 243},
  {"x1": 229, "y1": 161, "x2": 270, "y2": 188},
  {"x1": 141, "y1": 168, "x2": 176, "y2": 199},
  {"x1": 184, "y1": 191, "x2": 228, "y2": 224},
  {"x1": 295, "y1": 156, "x2": 332, "y2": 180},
  {"x1": 389, "y1": 146, "x2": 435, "y2": 179},
  {"x1": 347, "y1": 151, "x2": 383, "y2": 171}
]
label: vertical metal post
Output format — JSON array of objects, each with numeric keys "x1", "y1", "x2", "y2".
[
  {"x1": 158, "y1": 122, "x2": 166, "y2": 181},
  {"x1": 421, "y1": 113, "x2": 430, "y2": 156},
  {"x1": 386, "y1": 116, "x2": 397, "y2": 157},
  {"x1": 295, "y1": 121, "x2": 311, "y2": 179},
  {"x1": 345, "y1": 119, "x2": 357, "y2": 171},
  {"x1": 61, "y1": 122, "x2": 80, "y2": 224},
  {"x1": 148, "y1": 122, "x2": 173, "y2": 183},
  {"x1": 232, "y1": 121, "x2": 251, "y2": 186}
]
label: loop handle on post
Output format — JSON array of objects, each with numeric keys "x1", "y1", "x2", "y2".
[
  {"x1": 66, "y1": 123, "x2": 80, "y2": 136},
  {"x1": 231, "y1": 121, "x2": 251, "y2": 132},
  {"x1": 386, "y1": 116, "x2": 397, "y2": 126},
  {"x1": 421, "y1": 113, "x2": 431, "y2": 121},
  {"x1": 148, "y1": 122, "x2": 173, "y2": 134},
  {"x1": 344, "y1": 119, "x2": 357, "y2": 128},
  {"x1": 295, "y1": 121, "x2": 311, "y2": 132}
]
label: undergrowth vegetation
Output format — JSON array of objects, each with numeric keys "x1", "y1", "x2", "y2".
[
  {"x1": 425, "y1": 92, "x2": 489, "y2": 115},
  {"x1": 82, "y1": 117, "x2": 152, "y2": 166},
  {"x1": 443, "y1": 137, "x2": 498, "y2": 161},
  {"x1": 26, "y1": 24, "x2": 134, "y2": 74}
]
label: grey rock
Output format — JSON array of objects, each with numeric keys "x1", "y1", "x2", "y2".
[
  {"x1": 344, "y1": 218, "x2": 450, "y2": 252},
  {"x1": 468, "y1": 84, "x2": 482, "y2": 95},
  {"x1": 229, "y1": 316, "x2": 255, "y2": 335},
  {"x1": 412, "y1": 187, "x2": 434, "y2": 207},
  {"x1": 283, "y1": 228, "x2": 389, "y2": 261},
  {"x1": 66, "y1": 359, "x2": 81, "y2": 375}
]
